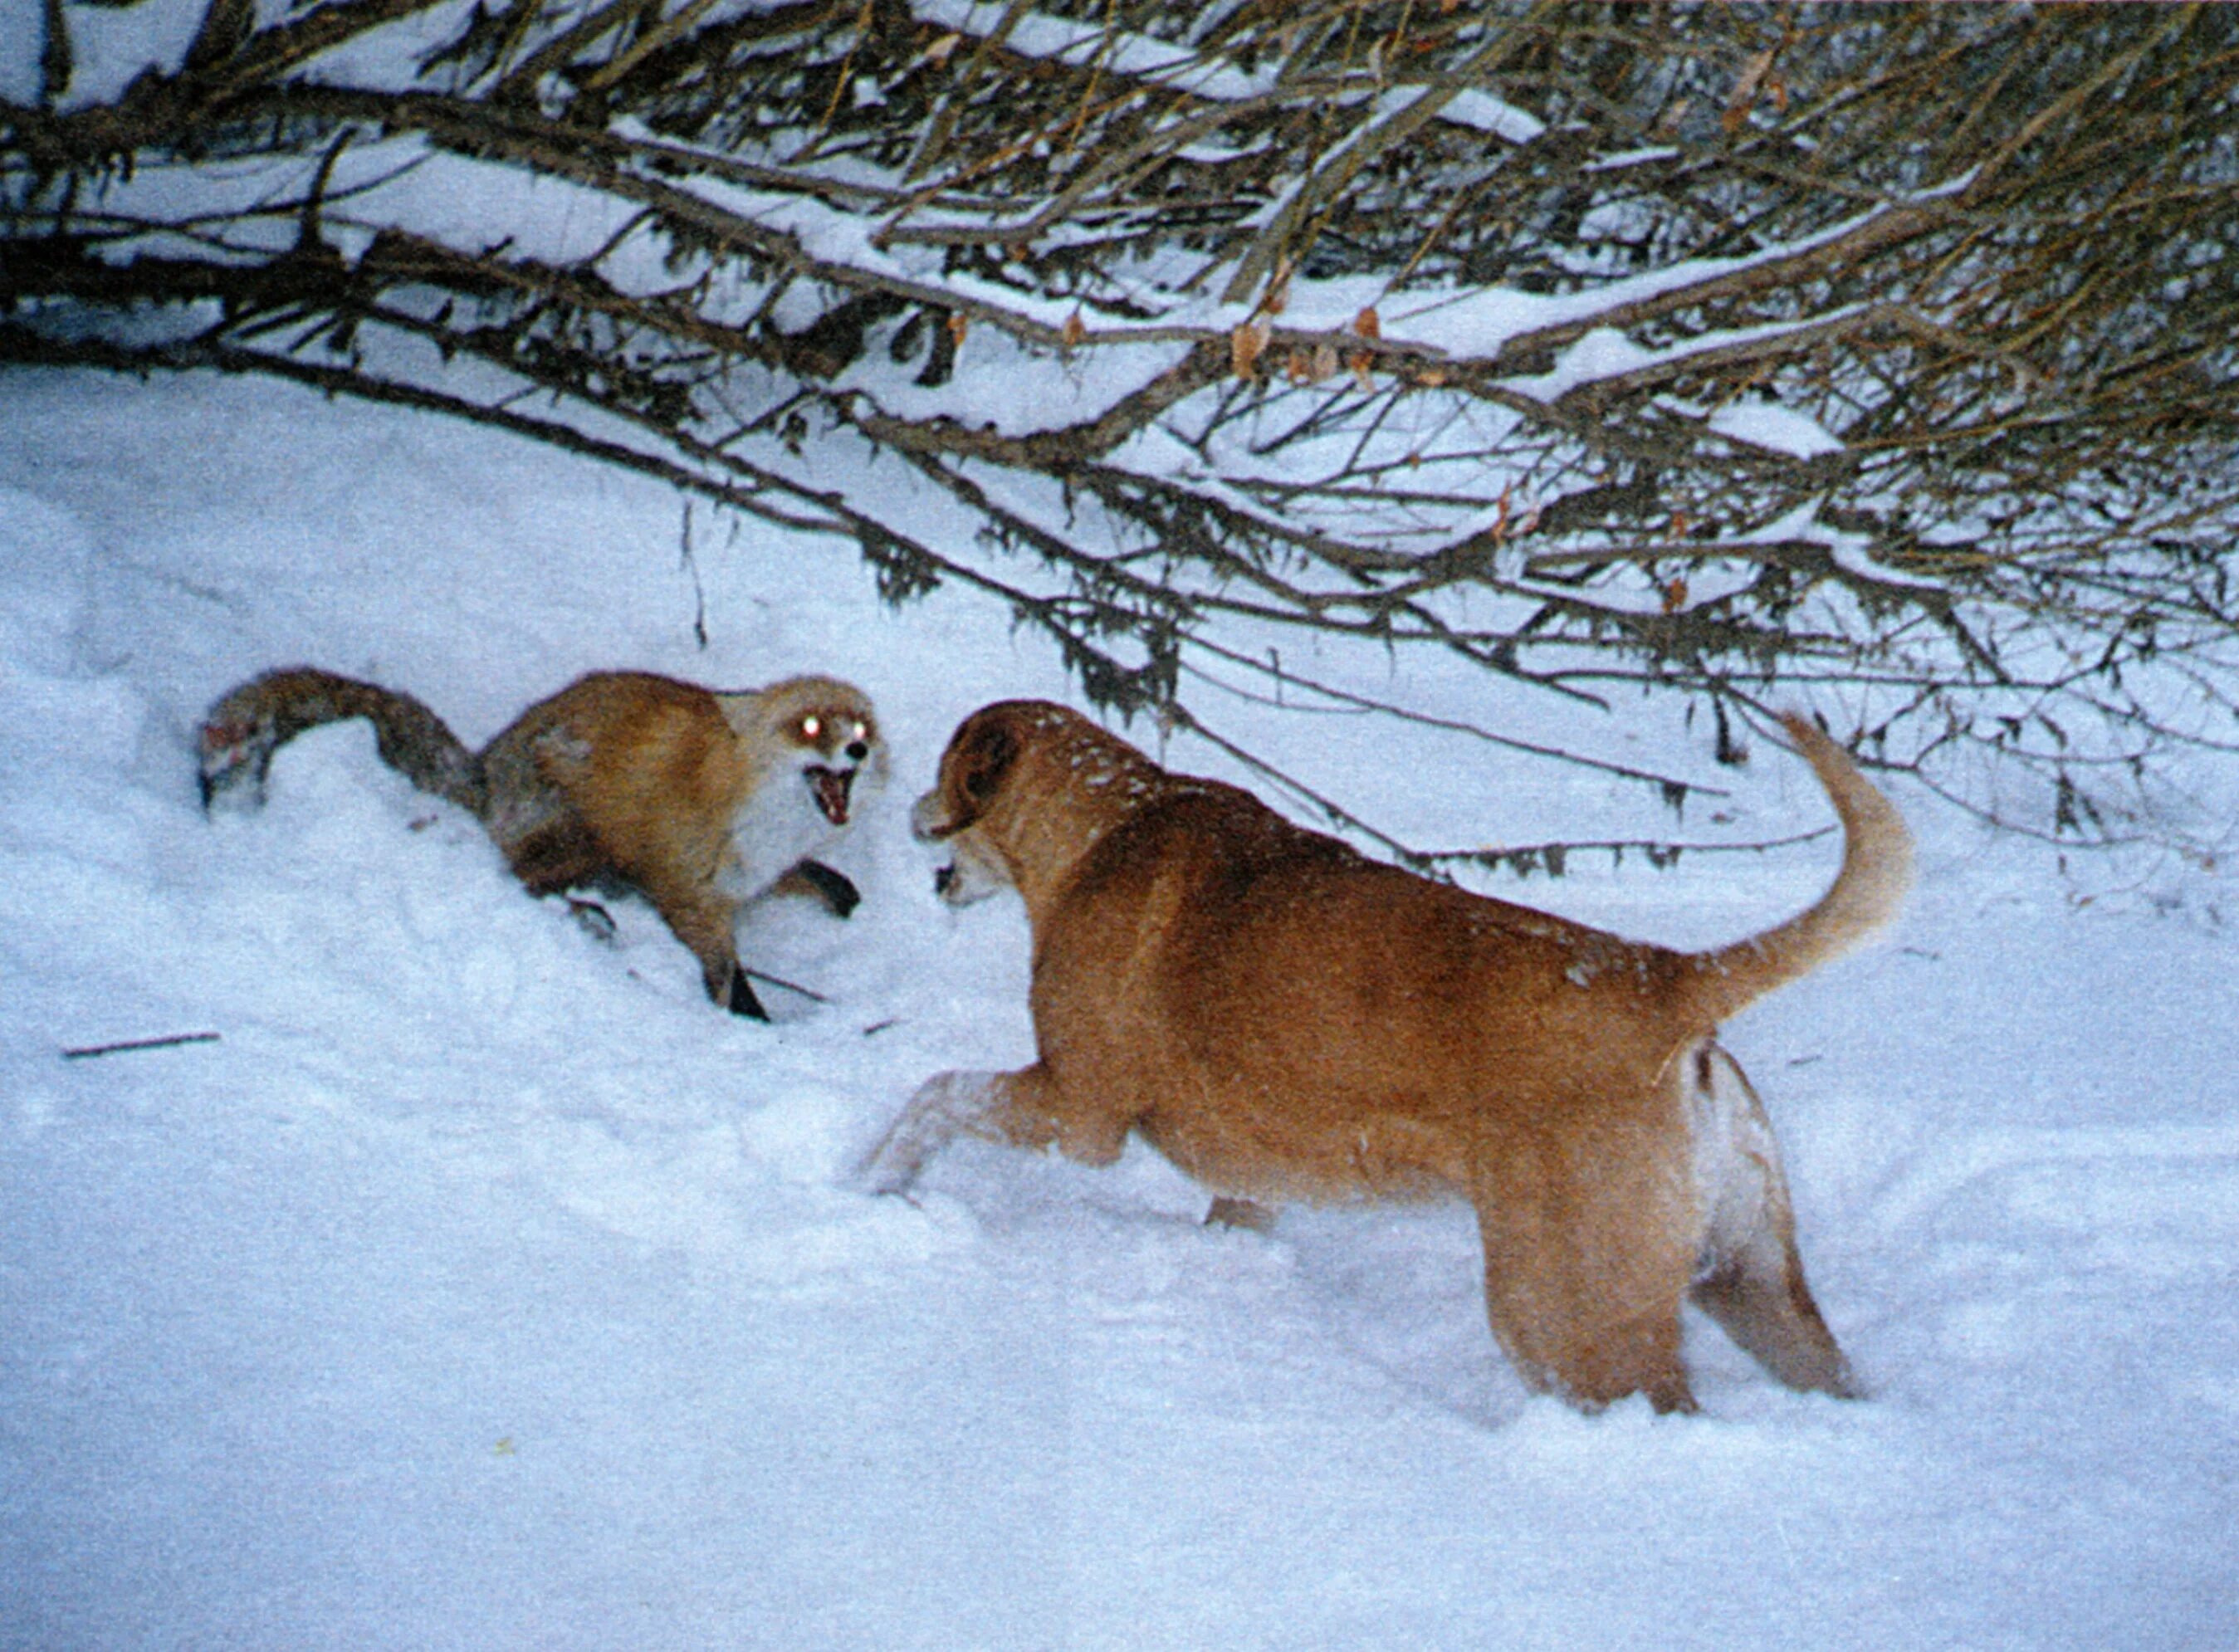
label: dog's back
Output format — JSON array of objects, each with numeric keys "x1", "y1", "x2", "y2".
[{"x1": 1032, "y1": 780, "x2": 1709, "y2": 1204}]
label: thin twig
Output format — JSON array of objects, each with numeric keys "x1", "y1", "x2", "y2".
[
  {"x1": 742, "y1": 968, "x2": 829, "y2": 1005},
  {"x1": 61, "y1": 1032, "x2": 222, "y2": 1060}
]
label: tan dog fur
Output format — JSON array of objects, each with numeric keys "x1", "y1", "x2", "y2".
[{"x1": 858, "y1": 701, "x2": 1912, "y2": 1412}]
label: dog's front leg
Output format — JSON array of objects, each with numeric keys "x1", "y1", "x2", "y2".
[{"x1": 854, "y1": 1068, "x2": 1046, "y2": 1195}]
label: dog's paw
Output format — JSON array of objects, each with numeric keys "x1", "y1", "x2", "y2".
[
  {"x1": 851, "y1": 1069, "x2": 1005, "y2": 1198},
  {"x1": 848, "y1": 1135, "x2": 926, "y2": 1200},
  {"x1": 1205, "y1": 1196, "x2": 1275, "y2": 1234}
]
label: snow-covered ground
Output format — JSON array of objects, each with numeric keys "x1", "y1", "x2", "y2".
[{"x1": 3, "y1": 367, "x2": 2235, "y2": 1650}]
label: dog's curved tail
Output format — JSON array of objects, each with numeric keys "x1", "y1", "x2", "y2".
[{"x1": 1687, "y1": 714, "x2": 1913, "y2": 1025}]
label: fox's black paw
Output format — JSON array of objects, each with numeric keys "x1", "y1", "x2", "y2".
[
  {"x1": 725, "y1": 965, "x2": 771, "y2": 1022},
  {"x1": 790, "y1": 859, "x2": 863, "y2": 919}
]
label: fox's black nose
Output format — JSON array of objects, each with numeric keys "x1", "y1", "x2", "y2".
[{"x1": 846, "y1": 740, "x2": 869, "y2": 762}]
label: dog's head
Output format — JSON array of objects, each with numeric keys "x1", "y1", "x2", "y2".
[
  {"x1": 913, "y1": 702, "x2": 1029, "y2": 906},
  {"x1": 917, "y1": 693, "x2": 1182, "y2": 908},
  {"x1": 915, "y1": 699, "x2": 1173, "y2": 908}
]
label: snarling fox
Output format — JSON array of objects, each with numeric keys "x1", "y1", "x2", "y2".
[{"x1": 199, "y1": 667, "x2": 884, "y2": 1019}]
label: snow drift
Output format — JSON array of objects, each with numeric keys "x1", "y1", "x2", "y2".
[{"x1": 3, "y1": 369, "x2": 2236, "y2": 1650}]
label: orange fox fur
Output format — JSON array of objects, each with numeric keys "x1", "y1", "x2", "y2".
[
  {"x1": 200, "y1": 667, "x2": 884, "y2": 1017},
  {"x1": 858, "y1": 701, "x2": 1912, "y2": 1412}
]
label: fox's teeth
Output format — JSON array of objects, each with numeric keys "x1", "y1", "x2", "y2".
[{"x1": 808, "y1": 765, "x2": 853, "y2": 826}]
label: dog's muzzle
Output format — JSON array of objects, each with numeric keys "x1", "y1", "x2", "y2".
[
  {"x1": 910, "y1": 789, "x2": 961, "y2": 844},
  {"x1": 912, "y1": 788, "x2": 999, "y2": 904}
]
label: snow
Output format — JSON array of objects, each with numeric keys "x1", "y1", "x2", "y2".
[
  {"x1": 1709, "y1": 398, "x2": 1845, "y2": 460},
  {"x1": 913, "y1": 0, "x2": 1269, "y2": 103},
  {"x1": 3, "y1": 365, "x2": 2237, "y2": 1650},
  {"x1": 1501, "y1": 312, "x2": 1870, "y2": 408},
  {"x1": 1441, "y1": 89, "x2": 1547, "y2": 147}
]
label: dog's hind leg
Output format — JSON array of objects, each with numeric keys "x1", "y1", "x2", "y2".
[
  {"x1": 1474, "y1": 1219, "x2": 1697, "y2": 1412},
  {"x1": 1470, "y1": 1124, "x2": 1701, "y2": 1413},
  {"x1": 1684, "y1": 1043, "x2": 1859, "y2": 1399},
  {"x1": 1689, "y1": 1232, "x2": 1857, "y2": 1399}
]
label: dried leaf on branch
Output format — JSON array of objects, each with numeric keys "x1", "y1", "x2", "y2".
[{"x1": 6, "y1": 1, "x2": 2237, "y2": 860}]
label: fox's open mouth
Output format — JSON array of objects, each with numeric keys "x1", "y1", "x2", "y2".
[{"x1": 807, "y1": 765, "x2": 855, "y2": 826}]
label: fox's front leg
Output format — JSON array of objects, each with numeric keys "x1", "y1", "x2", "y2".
[
  {"x1": 772, "y1": 858, "x2": 862, "y2": 918},
  {"x1": 637, "y1": 872, "x2": 766, "y2": 1020}
]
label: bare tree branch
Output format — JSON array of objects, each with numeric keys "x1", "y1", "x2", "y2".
[{"x1": 7, "y1": 0, "x2": 2238, "y2": 863}]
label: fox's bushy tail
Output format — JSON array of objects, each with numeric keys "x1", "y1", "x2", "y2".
[{"x1": 198, "y1": 667, "x2": 485, "y2": 816}]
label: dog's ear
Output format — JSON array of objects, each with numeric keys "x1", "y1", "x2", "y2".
[{"x1": 953, "y1": 717, "x2": 1017, "y2": 812}]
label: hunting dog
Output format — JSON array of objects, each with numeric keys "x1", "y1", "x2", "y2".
[{"x1": 858, "y1": 701, "x2": 1912, "y2": 1412}]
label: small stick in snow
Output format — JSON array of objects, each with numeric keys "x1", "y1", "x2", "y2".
[
  {"x1": 61, "y1": 1031, "x2": 222, "y2": 1061},
  {"x1": 741, "y1": 967, "x2": 829, "y2": 1005}
]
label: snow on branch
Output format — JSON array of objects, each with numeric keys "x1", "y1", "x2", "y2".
[{"x1": 7, "y1": 0, "x2": 2239, "y2": 860}]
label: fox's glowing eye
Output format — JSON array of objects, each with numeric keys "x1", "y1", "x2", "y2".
[{"x1": 801, "y1": 716, "x2": 821, "y2": 740}]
